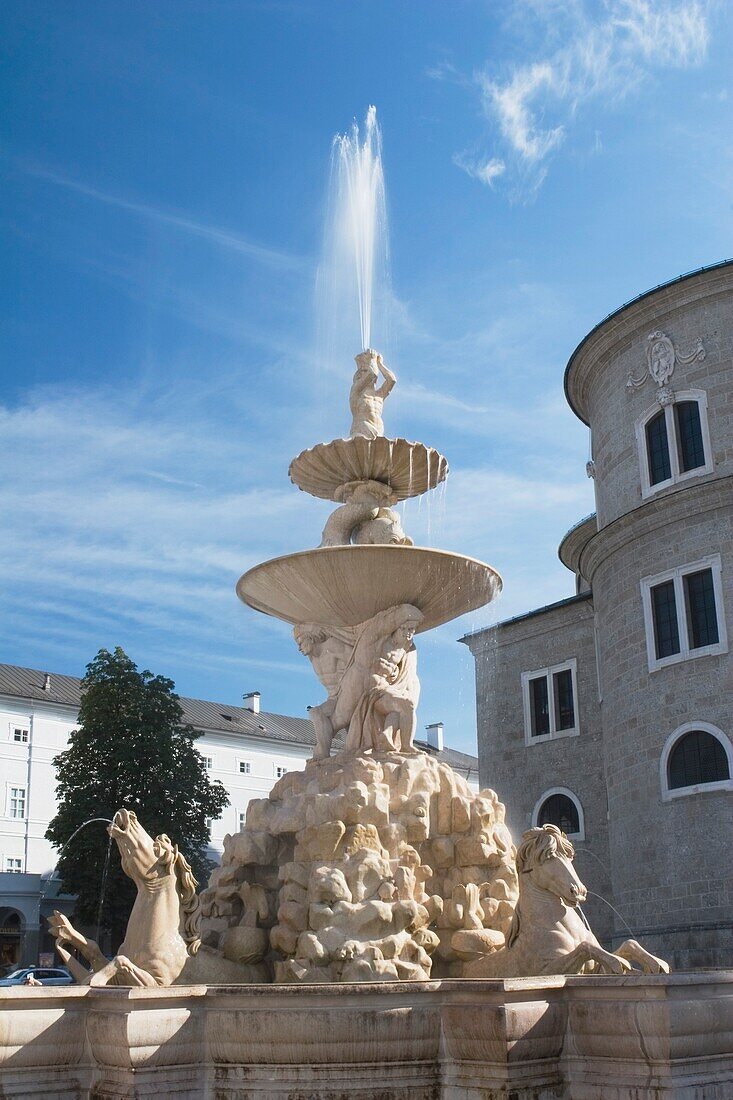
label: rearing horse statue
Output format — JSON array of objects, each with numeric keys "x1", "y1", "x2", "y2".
[
  {"x1": 49, "y1": 809, "x2": 268, "y2": 986},
  {"x1": 453, "y1": 825, "x2": 669, "y2": 977}
]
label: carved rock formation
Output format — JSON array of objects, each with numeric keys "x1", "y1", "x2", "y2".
[{"x1": 199, "y1": 750, "x2": 518, "y2": 983}]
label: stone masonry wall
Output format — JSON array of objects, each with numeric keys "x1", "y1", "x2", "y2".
[
  {"x1": 465, "y1": 595, "x2": 613, "y2": 943},
  {"x1": 584, "y1": 274, "x2": 733, "y2": 530},
  {"x1": 576, "y1": 265, "x2": 733, "y2": 968}
]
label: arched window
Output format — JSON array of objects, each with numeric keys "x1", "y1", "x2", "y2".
[
  {"x1": 636, "y1": 390, "x2": 712, "y2": 499},
  {"x1": 532, "y1": 788, "x2": 584, "y2": 839},
  {"x1": 660, "y1": 723, "x2": 733, "y2": 800},
  {"x1": 669, "y1": 731, "x2": 730, "y2": 789}
]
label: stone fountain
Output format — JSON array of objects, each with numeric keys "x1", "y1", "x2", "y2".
[
  {"x1": 199, "y1": 346, "x2": 515, "y2": 984},
  {"x1": 2, "y1": 109, "x2": 732, "y2": 1098}
]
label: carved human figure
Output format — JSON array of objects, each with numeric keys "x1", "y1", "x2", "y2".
[
  {"x1": 349, "y1": 349, "x2": 395, "y2": 439},
  {"x1": 296, "y1": 603, "x2": 423, "y2": 760},
  {"x1": 345, "y1": 604, "x2": 423, "y2": 755},
  {"x1": 293, "y1": 623, "x2": 357, "y2": 759}
]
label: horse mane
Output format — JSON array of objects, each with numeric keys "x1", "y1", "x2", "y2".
[
  {"x1": 516, "y1": 824, "x2": 575, "y2": 874},
  {"x1": 154, "y1": 834, "x2": 202, "y2": 956},
  {"x1": 507, "y1": 825, "x2": 575, "y2": 948}
]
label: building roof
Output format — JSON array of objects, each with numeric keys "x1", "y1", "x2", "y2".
[
  {"x1": 557, "y1": 512, "x2": 597, "y2": 576},
  {"x1": 459, "y1": 591, "x2": 592, "y2": 645},
  {"x1": 0, "y1": 662, "x2": 477, "y2": 773}
]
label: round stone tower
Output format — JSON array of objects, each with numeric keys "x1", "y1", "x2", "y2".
[{"x1": 564, "y1": 260, "x2": 733, "y2": 967}]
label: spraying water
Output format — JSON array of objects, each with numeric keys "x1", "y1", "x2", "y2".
[
  {"x1": 317, "y1": 106, "x2": 390, "y2": 384},
  {"x1": 39, "y1": 817, "x2": 113, "y2": 905}
]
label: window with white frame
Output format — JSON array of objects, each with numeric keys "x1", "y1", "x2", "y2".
[
  {"x1": 11, "y1": 726, "x2": 29, "y2": 743},
  {"x1": 239, "y1": 761, "x2": 251, "y2": 775},
  {"x1": 521, "y1": 659, "x2": 579, "y2": 744},
  {"x1": 7, "y1": 786, "x2": 27, "y2": 819},
  {"x1": 4, "y1": 857, "x2": 23, "y2": 873},
  {"x1": 238, "y1": 812, "x2": 246, "y2": 830},
  {"x1": 636, "y1": 390, "x2": 713, "y2": 498},
  {"x1": 200, "y1": 755, "x2": 213, "y2": 771},
  {"x1": 274, "y1": 765, "x2": 288, "y2": 778},
  {"x1": 659, "y1": 722, "x2": 733, "y2": 801},
  {"x1": 641, "y1": 556, "x2": 728, "y2": 671},
  {"x1": 532, "y1": 788, "x2": 585, "y2": 840}
]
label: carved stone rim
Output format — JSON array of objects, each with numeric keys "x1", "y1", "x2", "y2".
[
  {"x1": 236, "y1": 545, "x2": 502, "y2": 633},
  {"x1": 289, "y1": 436, "x2": 449, "y2": 503}
]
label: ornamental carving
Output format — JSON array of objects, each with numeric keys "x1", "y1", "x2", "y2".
[{"x1": 626, "y1": 330, "x2": 705, "y2": 391}]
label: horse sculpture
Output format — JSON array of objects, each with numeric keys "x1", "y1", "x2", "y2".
[
  {"x1": 453, "y1": 825, "x2": 669, "y2": 977},
  {"x1": 48, "y1": 808, "x2": 268, "y2": 986}
]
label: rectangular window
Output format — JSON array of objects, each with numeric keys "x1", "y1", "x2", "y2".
[
  {"x1": 553, "y1": 668, "x2": 575, "y2": 731},
  {"x1": 651, "y1": 579, "x2": 680, "y2": 659},
  {"x1": 201, "y1": 756, "x2": 213, "y2": 771},
  {"x1": 239, "y1": 761, "x2": 251, "y2": 774},
  {"x1": 9, "y1": 787, "x2": 26, "y2": 819},
  {"x1": 684, "y1": 568, "x2": 719, "y2": 649},
  {"x1": 646, "y1": 410, "x2": 672, "y2": 486},
  {"x1": 638, "y1": 392, "x2": 712, "y2": 499},
  {"x1": 275, "y1": 766, "x2": 288, "y2": 778},
  {"x1": 528, "y1": 677, "x2": 550, "y2": 737},
  {"x1": 522, "y1": 660, "x2": 579, "y2": 745},
  {"x1": 12, "y1": 728, "x2": 29, "y2": 743},
  {"x1": 239, "y1": 812, "x2": 246, "y2": 830},
  {"x1": 4, "y1": 857, "x2": 22, "y2": 873},
  {"x1": 675, "y1": 401, "x2": 705, "y2": 472},
  {"x1": 642, "y1": 556, "x2": 728, "y2": 671}
]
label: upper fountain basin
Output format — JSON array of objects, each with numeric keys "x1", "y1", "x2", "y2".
[
  {"x1": 236, "y1": 545, "x2": 501, "y2": 632},
  {"x1": 289, "y1": 437, "x2": 448, "y2": 502}
]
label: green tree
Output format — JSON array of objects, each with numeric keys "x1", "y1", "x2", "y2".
[{"x1": 46, "y1": 647, "x2": 229, "y2": 947}]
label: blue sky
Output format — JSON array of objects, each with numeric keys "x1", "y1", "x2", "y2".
[{"x1": 1, "y1": 0, "x2": 731, "y2": 754}]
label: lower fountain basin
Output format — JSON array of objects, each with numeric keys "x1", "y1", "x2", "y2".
[
  {"x1": 236, "y1": 545, "x2": 501, "y2": 631},
  {"x1": 3, "y1": 973, "x2": 732, "y2": 1099}
]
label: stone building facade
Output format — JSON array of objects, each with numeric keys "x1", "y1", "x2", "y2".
[{"x1": 463, "y1": 260, "x2": 733, "y2": 968}]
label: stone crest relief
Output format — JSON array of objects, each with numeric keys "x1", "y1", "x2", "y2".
[{"x1": 627, "y1": 329, "x2": 705, "y2": 398}]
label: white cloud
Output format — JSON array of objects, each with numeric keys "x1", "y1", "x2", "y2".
[
  {"x1": 453, "y1": 152, "x2": 507, "y2": 187},
  {"x1": 19, "y1": 161, "x2": 305, "y2": 272},
  {"x1": 447, "y1": 0, "x2": 712, "y2": 195},
  {"x1": 0, "y1": 386, "x2": 322, "y2": 682}
]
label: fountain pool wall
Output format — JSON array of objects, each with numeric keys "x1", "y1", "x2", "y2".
[{"x1": 2, "y1": 971, "x2": 733, "y2": 1099}]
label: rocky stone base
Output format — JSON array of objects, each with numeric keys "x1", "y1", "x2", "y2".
[
  {"x1": 199, "y1": 751, "x2": 518, "y2": 981},
  {"x1": 2, "y1": 972, "x2": 732, "y2": 1099}
]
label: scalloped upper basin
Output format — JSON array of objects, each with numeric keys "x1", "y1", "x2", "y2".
[{"x1": 289, "y1": 437, "x2": 448, "y2": 503}]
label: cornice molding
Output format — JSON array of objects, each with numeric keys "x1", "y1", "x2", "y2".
[{"x1": 579, "y1": 474, "x2": 733, "y2": 583}]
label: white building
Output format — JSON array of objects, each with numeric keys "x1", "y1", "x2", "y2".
[{"x1": 0, "y1": 662, "x2": 478, "y2": 967}]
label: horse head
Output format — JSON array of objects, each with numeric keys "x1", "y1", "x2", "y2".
[
  {"x1": 109, "y1": 808, "x2": 201, "y2": 955},
  {"x1": 516, "y1": 824, "x2": 587, "y2": 908}
]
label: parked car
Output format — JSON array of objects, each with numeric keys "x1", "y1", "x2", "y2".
[{"x1": 0, "y1": 966, "x2": 73, "y2": 986}]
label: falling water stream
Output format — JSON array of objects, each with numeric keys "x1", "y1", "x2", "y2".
[
  {"x1": 39, "y1": 817, "x2": 113, "y2": 906},
  {"x1": 95, "y1": 834, "x2": 114, "y2": 941},
  {"x1": 587, "y1": 891, "x2": 637, "y2": 939}
]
